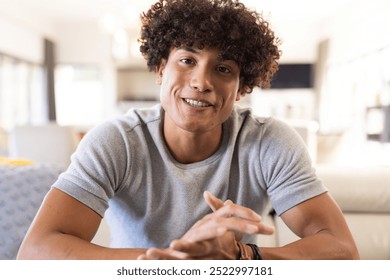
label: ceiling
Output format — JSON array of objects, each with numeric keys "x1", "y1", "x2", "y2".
[
  {"x1": 2, "y1": 0, "x2": 376, "y2": 65},
  {"x1": 0, "y1": 0, "x2": 356, "y2": 26}
]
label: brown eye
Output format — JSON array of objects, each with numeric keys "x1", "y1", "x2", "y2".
[
  {"x1": 180, "y1": 58, "x2": 195, "y2": 65},
  {"x1": 217, "y1": 66, "x2": 231, "y2": 73}
]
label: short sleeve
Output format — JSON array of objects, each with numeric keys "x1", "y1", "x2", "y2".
[
  {"x1": 52, "y1": 121, "x2": 130, "y2": 217},
  {"x1": 259, "y1": 118, "x2": 327, "y2": 215}
]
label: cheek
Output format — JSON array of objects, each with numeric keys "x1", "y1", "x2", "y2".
[
  {"x1": 159, "y1": 75, "x2": 179, "y2": 109},
  {"x1": 159, "y1": 74, "x2": 171, "y2": 100},
  {"x1": 223, "y1": 86, "x2": 240, "y2": 104},
  {"x1": 220, "y1": 79, "x2": 240, "y2": 98},
  {"x1": 160, "y1": 72, "x2": 184, "y2": 99},
  {"x1": 159, "y1": 84, "x2": 170, "y2": 110}
]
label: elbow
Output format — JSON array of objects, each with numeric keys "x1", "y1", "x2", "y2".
[
  {"x1": 336, "y1": 239, "x2": 360, "y2": 260},
  {"x1": 16, "y1": 233, "x2": 50, "y2": 260},
  {"x1": 16, "y1": 238, "x2": 39, "y2": 260},
  {"x1": 16, "y1": 243, "x2": 32, "y2": 260},
  {"x1": 346, "y1": 243, "x2": 360, "y2": 260}
]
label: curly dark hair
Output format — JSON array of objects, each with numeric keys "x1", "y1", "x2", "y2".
[{"x1": 139, "y1": 0, "x2": 281, "y2": 94}]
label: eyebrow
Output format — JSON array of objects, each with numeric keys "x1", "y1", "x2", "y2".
[
  {"x1": 180, "y1": 46, "x2": 200, "y2": 54},
  {"x1": 179, "y1": 46, "x2": 227, "y2": 62}
]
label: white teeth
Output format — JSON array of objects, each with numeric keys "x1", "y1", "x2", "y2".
[{"x1": 184, "y1": 98, "x2": 210, "y2": 107}]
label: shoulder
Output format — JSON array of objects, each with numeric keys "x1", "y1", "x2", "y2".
[
  {"x1": 112, "y1": 104, "x2": 162, "y2": 134},
  {"x1": 262, "y1": 117, "x2": 304, "y2": 147},
  {"x1": 231, "y1": 106, "x2": 300, "y2": 143},
  {"x1": 121, "y1": 104, "x2": 162, "y2": 128},
  {"x1": 84, "y1": 104, "x2": 162, "y2": 141},
  {"x1": 72, "y1": 105, "x2": 162, "y2": 166}
]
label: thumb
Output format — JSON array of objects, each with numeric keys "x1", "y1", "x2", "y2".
[{"x1": 203, "y1": 191, "x2": 224, "y2": 212}]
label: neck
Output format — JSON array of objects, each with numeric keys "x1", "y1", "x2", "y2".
[{"x1": 163, "y1": 121, "x2": 223, "y2": 164}]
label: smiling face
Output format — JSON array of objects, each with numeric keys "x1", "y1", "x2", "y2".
[{"x1": 158, "y1": 47, "x2": 242, "y2": 137}]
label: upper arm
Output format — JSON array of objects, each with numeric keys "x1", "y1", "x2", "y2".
[
  {"x1": 26, "y1": 188, "x2": 102, "y2": 242},
  {"x1": 280, "y1": 192, "x2": 354, "y2": 242},
  {"x1": 259, "y1": 119, "x2": 326, "y2": 216}
]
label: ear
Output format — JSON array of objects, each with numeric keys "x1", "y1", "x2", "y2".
[
  {"x1": 156, "y1": 59, "x2": 167, "y2": 85},
  {"x1": 235, "y1": 92, "x2": 241, "y2": 101},
  {"x1": 235, "y1": 78, "x2": 244, "y2": 101}
]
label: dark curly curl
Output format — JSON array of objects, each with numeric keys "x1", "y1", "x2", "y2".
[{"x1": 139, "y1": 0, "x2": 281, "y2": 94}]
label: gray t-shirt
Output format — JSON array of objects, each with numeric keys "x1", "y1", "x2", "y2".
[{"x1": 53, "y1": 104, "x2": 326, "y2": 248}]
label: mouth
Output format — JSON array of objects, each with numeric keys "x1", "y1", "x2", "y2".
[{"x1": 183, "y1": 98, "x2": 212, "y2": 108}]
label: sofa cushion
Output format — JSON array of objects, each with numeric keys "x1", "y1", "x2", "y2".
[
  {"x1": 316, "y1": 166, "x2": 390, "y2": 213},
  {"x1": 0, "y1": 163, "x2": 62, "y2": 259},
  {"x1": 343, "y1": 213, "x2": 390, "y2": 259}
]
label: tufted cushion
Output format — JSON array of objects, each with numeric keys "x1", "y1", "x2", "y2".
[{"x1": 0, "y1": 164, "x2": 63, "y2": 259}]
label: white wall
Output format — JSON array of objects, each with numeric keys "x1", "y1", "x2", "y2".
[
  {"x1": 0, "y1": 15, "x2": 44, "y2": 63},
  {"x1": 0, "y1": 2, "x2": 60, "y2": 62},
  {"x1": 315, "y1": 0, "x2": 390, "y2": 166},
  {"x1": 53, "y1": 22, "x2": 118, "y2": 119},
  {"x1": 323, "y1": 0, "x2": 390, "y2": 64},
  {"x1": 271, "y1": 18, "x2": 323, "y2": 63},
  {"x1": 270, "y1": 0, "x2": 390, "y2": 65},
  {"x1": 0, "y1": 9, "x2": 118, "y2": 121},
  {"x1": 54, "y1": 22, "x2": 111, "y2": 64}
]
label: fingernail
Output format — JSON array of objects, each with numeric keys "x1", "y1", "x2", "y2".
[{"x1": 224, "y1": 200, "x2": 233, "y2": 205}]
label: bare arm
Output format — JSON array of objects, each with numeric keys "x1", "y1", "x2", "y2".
[
  {"x1": 261, "y1": 192, "x2": 360, "y2": 259},
  {"x1": 17, "y1": 188, "x2": 146, "y2": 259}
]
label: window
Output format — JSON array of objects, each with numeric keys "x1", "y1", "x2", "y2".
[
  {"x1": 0, "y1": 54, "x2": 44, "y2": 131},
  {"x1": 55, "y1": 65, "x2": 104, "y2": 126}
]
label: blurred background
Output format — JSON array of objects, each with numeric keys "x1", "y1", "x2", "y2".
[
  {"x1": 1, "y1": 0, "x2": 390, "y2": 261},
  {"x1": 0, "y1": 0, "x2": 390, "y2": 167}
]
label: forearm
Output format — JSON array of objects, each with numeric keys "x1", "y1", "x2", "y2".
[
  {"x1": 260, "y1": 231, "x2": 359, "y2": 260},
  {"x1": 17, "y1": 232, "x2": 146, "y2": 260}
]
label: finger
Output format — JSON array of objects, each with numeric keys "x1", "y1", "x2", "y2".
[
  {"x1": 141, "y1": 248, "x2": 189, "y2": 260},
  {"x1": 137, "y1": 254, "x2": 148, "y2": 260},
  {"x1": 170, "y1": 239, "x2": 213, "y2": 257},
  {"x1": 183, "y1": 217, "x2": 264, "y2": 242},
  {"x1": 224, "y1": 199, "x2": 233, "y2": 205},
  {"x1": 184, "y1": 225, "x2": 228, "y2": 242},
  {"x1": 214, "y1": 202, "x2": 262, "y2": 222},
  {"x1": 203, "y1": 191, "x2": 224, "y2": 212},
  {"x1": 204, "y1": 192, "x2": 262, "y2": 223},
  {"x1": 218, "y1": 201, "x2": 274, "y2": 234},
  {"x1": 145, "y1": 248, "x2": 171, "y2": 260},
  {"x1": 258, "y1": 222, "x2": 275, "y2": 235}
]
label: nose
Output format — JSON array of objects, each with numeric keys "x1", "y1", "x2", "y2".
[{"x1": 190, "y1": 65, "x2": 213, "y2": 93}]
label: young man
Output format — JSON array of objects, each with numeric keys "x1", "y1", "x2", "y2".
[{"x1": 17, "y1": 0, "x2": 359, "y2": 260}]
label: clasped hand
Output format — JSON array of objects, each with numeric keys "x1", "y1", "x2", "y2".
[{"x1": 137, "y1": 191, "x2": 274, "y2": 260}]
